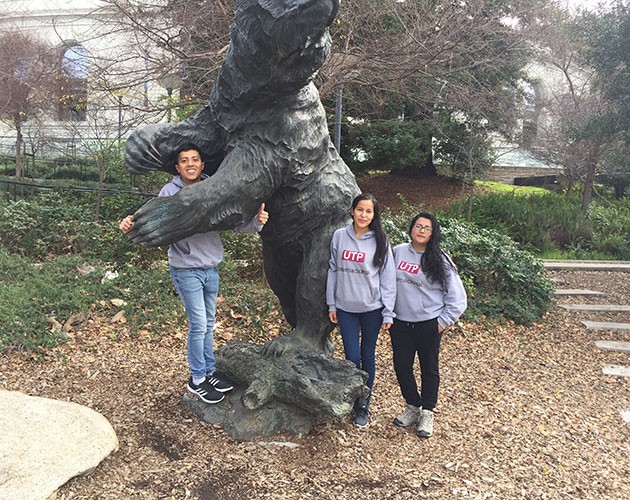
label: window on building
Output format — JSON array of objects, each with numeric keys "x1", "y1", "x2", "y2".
[{"x1": 58, "y1": 44, "x2": 88, "y2": 121}]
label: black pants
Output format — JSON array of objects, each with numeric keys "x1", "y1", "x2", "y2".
[{"x1": 390, "y1": 318, "x2": 442, "y2": 411}]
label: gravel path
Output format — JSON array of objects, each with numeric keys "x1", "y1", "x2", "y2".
[{"x1": 1, "y1": 268, "x2": 628, "y2": 499}]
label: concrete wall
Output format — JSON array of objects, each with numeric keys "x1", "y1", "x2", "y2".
[{"x1": 483, "y1": 166, "x2": 564, "y2": 185}]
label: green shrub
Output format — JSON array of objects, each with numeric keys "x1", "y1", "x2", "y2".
[
  {"x1": 0, "y1": 190, "x2": 166, "y2": 265},
  {"x1": 221, "y1": 230, "x2": 263, "y2": 262},
  {"x1": 0, "y1": 247, "x2": 187, "y2": 351},
  {"x1": 112, "y1": 260, "x2": 186, "y2": 337},
  {"x1": 383, "y1": 210, "x2": 554, "y2": 324},
  {"x1": 586, "y1": 200, "x2": 630, "y2": 259},
  {"x1": 219, "y1": 259, "x2": 284, "y2": 342},
  {"x1": 449, "y1": 190, "x2": 630, "y2": 260},
  {"x1": 340, "y1": 120, "x2": 432, "y2": 174}
]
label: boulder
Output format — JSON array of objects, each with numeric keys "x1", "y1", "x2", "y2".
[
  {"x1": 181, "y1": 342, "x2": 368, "y2": 440},
  {"x1": 0, "y1": 390, "x2": 119, "y2": 500}
]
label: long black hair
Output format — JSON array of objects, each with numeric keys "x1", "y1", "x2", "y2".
[
  {"x1": 352, "y1": 193, "x2": 389, "y2": 268},
  {"x1": 409, "y1": 212, "x2": 452, "y2": 291}
]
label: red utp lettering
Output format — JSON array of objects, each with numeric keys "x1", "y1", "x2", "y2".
[
  {"x1": 342, "y1": 250, "x2": 366, "y2": 263},
  {"x1": 398, "y1": 261, "x2": 420, "y2": 274}
]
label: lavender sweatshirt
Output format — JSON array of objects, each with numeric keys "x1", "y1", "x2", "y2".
[
  {"x1": 160, "y1": 174, "x2": 263, "y2": 269},
  {"x1": 393, "y1": 242, "x2": 467, "y2": 328},
  {"x1": 326, "y1": 224, "x2": 396, "y2": 323}
]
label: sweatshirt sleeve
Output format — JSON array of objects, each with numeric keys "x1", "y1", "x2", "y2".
[
  {"x1": 437, "y1": 263, "x2": 467, "y2": 329},
  {"x1": 326, "y1": 231, "x2": 339, "y2": 312},
  {"x1": 234, "y1": 215, "x2": 264, "y2": 233},
  {"x1": 379, "y1": 245, "x2": 397, "y2": 323}
]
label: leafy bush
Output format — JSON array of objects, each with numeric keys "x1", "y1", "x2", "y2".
[
  {"x1": 219, "y1": 259, "x2": 285, "y2": 342},
  {"x1": 383, "y1": 210, "x2": 554, "y2": 324},
  {"x1": 221, "y1": 230, "x2": 263, "y2": 262},
  {"x1": 449, "y1": 190, "x2": 630, "y2": 260},
  {"x1": 586, "y1": 199, "x2": 630, "y2": 259},
  {"x1": 340, "y1": 120, "x2": 432, "y2": 174},
  {"x1": 0, "y1": 247, "x2": 188, "y2": 351},
  {"x1": 0, "y1": 250, "x2": 120, "y2": 350},
  {"x1": 112, "y1": 260, "x2": 186, "y2": 337},
  {"x1": 0, "y1": 190, "x2": 165, "y2": 264}
]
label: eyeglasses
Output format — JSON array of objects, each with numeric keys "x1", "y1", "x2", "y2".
[{"x1": 414, "y1": 224, "x2": 433, "y2": 232}]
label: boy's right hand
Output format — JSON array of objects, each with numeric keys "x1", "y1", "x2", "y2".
[{"x1": 119, "y1": 215, "x2": 134, "y2": 234}]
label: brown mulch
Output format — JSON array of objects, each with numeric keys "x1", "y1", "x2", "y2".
[
  {"x1": 357, "y1": 173, "x2": 465, "y2": 214},
  {"x1": 1, "y1": 175, "x2": 629, "y2": 499}
]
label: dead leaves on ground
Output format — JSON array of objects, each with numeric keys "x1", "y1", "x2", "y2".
[{"x1": 1, "y1": 269, "x2": 629, "y2": 499}]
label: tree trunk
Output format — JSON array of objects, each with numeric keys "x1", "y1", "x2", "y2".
[
  {"x1": 581, "y1": 162, "x2": 595, "y2": 212},
  {"x1": 581, "y1": 140, "x2": 601, "y2": 213},
  {"x1": 565, "y1": 176, "x2": 574, "y2": 197},
  {"x1": 15, "y1": 122, "x2": 23, "y2": 181},
  {"x1": 95, "y1": 155, "x2": 106, "y2": 223}
]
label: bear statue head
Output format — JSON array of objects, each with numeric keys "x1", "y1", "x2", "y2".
[{"x1": 220, "y1": 0, "x2": 340, "y2": 101}]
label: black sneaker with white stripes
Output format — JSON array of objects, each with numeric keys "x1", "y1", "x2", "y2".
[
  {"x1": 206, "y1": 374, "x2": 234, "y2": 393},
  {"x1": 187, "y1": 378, "x2": 225, "y2": 404}
]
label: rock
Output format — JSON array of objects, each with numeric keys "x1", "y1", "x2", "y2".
[
  {"x1": 181, "y1": 341, "x2": 369, "y2": 439},
  {"x1": 182, "y1": 390, "x2": 315, "y2": 440},
  {"x1": 0, "y1": 390, "x2": 119, "y2": 500}
]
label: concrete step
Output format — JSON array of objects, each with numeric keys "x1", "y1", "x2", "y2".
[
  {"x1": 594, "y1": 341, "x2": 630, "y2": 353},
  {"x1": 543, "y1": 260, "x2": 630, "y2": 272},
  {"x1": 555, "y1": 289, "x2": 605, "y2": 296},
  {"x1": 602, "y1": 365, "x2": 630, "y2": 377},
  {"x1": 560, "y1": 304, "x2": 630, "y2": 312},
  {"x1": 582, "y1": 320, "x2": 630, "y2": 332}
]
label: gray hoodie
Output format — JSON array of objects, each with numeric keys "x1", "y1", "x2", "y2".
[
  {"x1": 392, "y1": 242, "x2": 467, "y2": 328},
  {"x1": 326, "y1": 224, "x2": 397, "y2": 323},
  {"x1": 160, "y1": 174, "x2": 263, "y2": 269}
]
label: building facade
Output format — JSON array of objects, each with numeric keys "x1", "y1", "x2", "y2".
[{"x1": 0, "y1": 0, "x2": 172, "y2": 159}]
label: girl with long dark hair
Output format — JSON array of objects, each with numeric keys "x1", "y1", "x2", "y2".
[
  {"x1": 390, "y1": 212, "x2": 467, "y2": 438},
  {"x1": 326, "y1": 193, "x2": 396, "y2": 428}
]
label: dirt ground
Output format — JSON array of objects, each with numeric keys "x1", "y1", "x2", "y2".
[
  {"x1": 1, "y1": 174, "x2": 628, "y2": 499},
  {"x1": 357, "y1": 172, "x2": 465, "y2": 214}
]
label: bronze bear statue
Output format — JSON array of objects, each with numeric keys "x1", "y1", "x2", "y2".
[{"x1": 124, "y1": 0, "x2": 360, "y2": 355}]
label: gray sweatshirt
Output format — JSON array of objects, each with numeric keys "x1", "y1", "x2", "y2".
[
  {"x1": 160, "y1": 174, "x2": 263, "y2": 269},
  {"x1": 326, "y1": 224, "x2": 397, "y2": 323},
  {"x1": 393, "y1": 242, "x2": 467, "y2": 329}
]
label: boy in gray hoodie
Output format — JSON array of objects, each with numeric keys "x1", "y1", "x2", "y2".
[{"x1": 120, "y1": 144, "x2": 268, "y2": 404}]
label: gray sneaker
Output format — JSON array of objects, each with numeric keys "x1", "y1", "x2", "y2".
[
  {"x1": 393, "y1": 404, "x2": 421, "y2": 427},
  {"x1": 417, "y1": 409, "x2": 434, "y2": 438}
]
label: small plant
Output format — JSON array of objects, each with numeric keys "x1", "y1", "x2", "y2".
[{"x1": 0, "y1": 251, "x2": 122, "y2": 350}]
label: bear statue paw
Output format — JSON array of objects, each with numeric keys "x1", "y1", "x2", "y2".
[{"x1": 128, "y1": 193, "x2": 205, "y2": 246}]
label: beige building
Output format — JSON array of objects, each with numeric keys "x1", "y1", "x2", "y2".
[{"x1": 0, "y1": 0, "x2": 173, "y2": 157}]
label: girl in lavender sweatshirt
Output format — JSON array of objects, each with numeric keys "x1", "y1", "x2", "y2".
[
  {"x1": 326, "y1": 193, "x2": 396, "y2": 428},
  {"x1": 390, "y1": 212, "x2": 467, "y2": 438}
]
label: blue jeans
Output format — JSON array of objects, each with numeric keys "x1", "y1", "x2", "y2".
[
  {"x1": 169, "y1": 266, "x2": 220, "y2": 379},
  {"x1": 337, "y1": 308, "x2": 383, "y2": 401}
]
